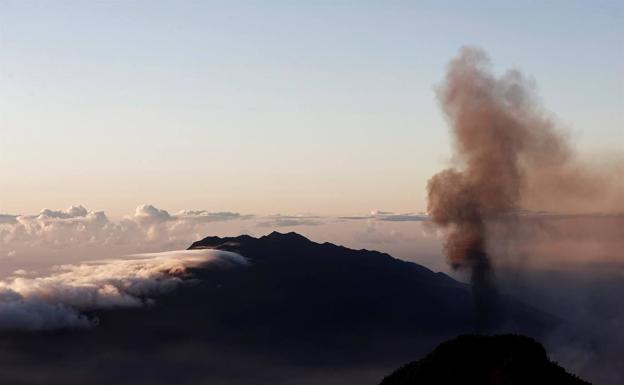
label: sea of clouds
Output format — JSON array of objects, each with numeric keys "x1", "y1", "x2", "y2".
[
  {"x1": 0, "y1": 249, "x2": 247, "y2": 330},
  {"x1": 0, "y1": 204, "x2": 254, "y2": 250}
]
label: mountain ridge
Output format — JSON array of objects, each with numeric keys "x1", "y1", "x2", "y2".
[
  {"x1": 0, "y1": 231, "x2": 558, "y2": 385},
  {"x1": 188, "y1": 231, "x2": 462, "y2": 288}
]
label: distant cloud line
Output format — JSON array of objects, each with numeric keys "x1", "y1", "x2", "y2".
[
  {"x1": 2, "y1": 204, "x2": 608, "y2": 253},
  {"x1": 0, "y1": 205, "x2": 432, "y2": 251},
  {"x1": 0, "y1": 204, "x2": 254, "y2": 250}
]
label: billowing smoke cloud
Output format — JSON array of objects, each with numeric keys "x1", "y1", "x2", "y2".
[
  {"x1": 426, "y1": 47, "x2": 622, "y2": 329},
  {"x1": 0, "y1": 249, "x2": 247, "y2": 330}
]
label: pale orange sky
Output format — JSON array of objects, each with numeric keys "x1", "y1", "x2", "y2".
[{"x1": 0, "y1": 1, "x2": 621, "y2": 217}]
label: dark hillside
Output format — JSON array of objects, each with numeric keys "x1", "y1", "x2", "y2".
[
  {"x1": 0, "y1": 233, "x2": 556, "y2": 385},
  {"x1": 380, "y1": 334, "x2": 590, "y2": 385}
]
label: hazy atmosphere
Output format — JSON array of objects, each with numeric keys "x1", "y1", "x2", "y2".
[{"x1": 0, "y1": 1, "x2": 622, "y2": 385}]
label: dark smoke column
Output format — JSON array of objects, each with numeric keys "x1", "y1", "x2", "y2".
[{"x1": 427, "y1": 47, "x2": 567, "y2": 331}]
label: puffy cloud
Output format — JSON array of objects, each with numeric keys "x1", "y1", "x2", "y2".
[
  {"x1": 175, "y1": 210, "x2": 254, "y2": 222},
  {"x1": 134, "y1": 204, "x2": 172, "y2": 224},
  {"x1": 0, "y1": 205, "x2": 254, "y2": 249},
  {"x1": 0, "y1": 249, "x2": 247, "y2": 331},
  {"x1": 1, "y1": 209, "x2": 112, "y2": 247},
  {"x1": 0, "y1": 205, "x2": 432, "y2": 252},
  {"x1": 39, "y1": 205, "x2": 89, "y2": 219}
]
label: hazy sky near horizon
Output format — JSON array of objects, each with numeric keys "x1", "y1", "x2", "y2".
[{"x1": 1, "y1": 1, "x2": 622, "y2": 217}]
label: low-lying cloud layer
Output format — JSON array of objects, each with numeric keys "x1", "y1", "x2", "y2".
[
  {"x1": 0, "y1": 205, "x2": 435, "y2": 263},
  {"x1": 340, "y1": 211, "x2": 429, "y2": 222},
  {"x1": 0, "y1": 204, "x2": 254, "y2": 251},
  {"x1": 256, "y1": 215, "x2": 324, "y2": 228},
  {"x1": 0, "y1": 249, "x2": 247, "y2": 330},
  {"x1": 1, "y1": 205, "x2": 621, "y2": 273}
]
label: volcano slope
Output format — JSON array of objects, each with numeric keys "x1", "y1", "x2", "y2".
[
  {"x1": 0, "y1": 232, "x2": 555, "y2": 385},
  {"x1": 380, "y1": 334, "x2": 590, "y2": 385}
]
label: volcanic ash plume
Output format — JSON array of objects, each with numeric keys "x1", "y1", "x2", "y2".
[{"x1": 427, "y1": 47, "x2": 580, "y2": 329}]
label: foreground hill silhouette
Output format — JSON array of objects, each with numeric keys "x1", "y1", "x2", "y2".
[
  {"x1": 380, "y1": 334, "x2": 590, "y2": 385},
  {"x1": 0, "y1": 232, "x2": 556, "y2": 384}
]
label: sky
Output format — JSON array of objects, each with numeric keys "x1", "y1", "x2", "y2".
[
  {"x1": 0, "y1": 6, "x2": 623, "y2": 377},
  {"x1": 0, "y1": 0, "x2": 622, "y2": 218}
]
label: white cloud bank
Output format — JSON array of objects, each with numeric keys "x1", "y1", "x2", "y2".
[
  {"x1": 0, "y1": 205, "x2": 433, "y2": 253},
  {"x1": 0, "y1": 204, "x2": 254, "y2": 250},
  {"x1": 0, "y1": 249, "x2": 248, "y2": 331}
]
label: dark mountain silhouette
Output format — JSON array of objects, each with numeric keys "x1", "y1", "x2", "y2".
[
  {"x1": 380, "y1": 334, "x2": 590, "y2": 385},
  {"x1": 186, "y1": 232, "x2": 554, "y2": 335},
  {"x1": 0, "y1": 232, "x2": 557, "y2": 385}
]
